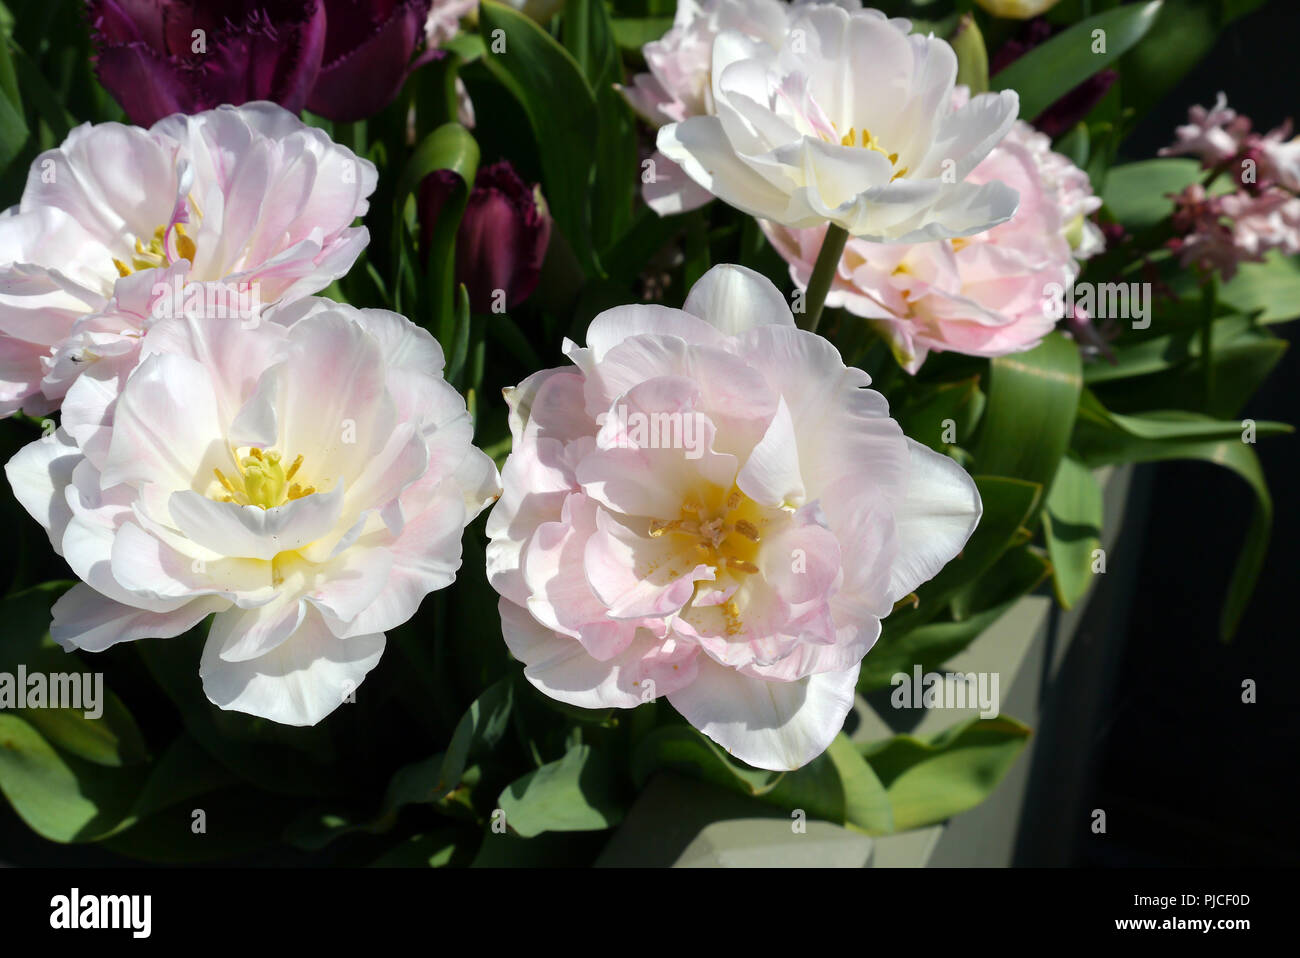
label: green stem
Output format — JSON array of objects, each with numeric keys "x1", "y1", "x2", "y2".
[{"x1": 801, "y1": 223, "x2": 849, "y2": 334}]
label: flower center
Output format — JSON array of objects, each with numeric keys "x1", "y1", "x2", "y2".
[
  {"x1": 212, "y1": 447, "x2": 316, "y2": 510},
  {"x1": 837, "y1": 126, "x2": 909, "y2": 181},
  {"x1": 113, "y1": 223, "x2": 197, "y2": 278},
  {"x1": 650, "y1": 486, "x2": 768, "y2": 635}
]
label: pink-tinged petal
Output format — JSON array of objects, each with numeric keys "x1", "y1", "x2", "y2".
[
  {"x1": 758, "y1": 502, "x2": 842, "y2": 607},
  {"x1": 200, "y1": 606, "x2": 385, "y2": 726},
  {"x1": 584, "y1": 507, "x2": 714, "y2": 620},
  {"x1": 667, "y1": 658, "x2": 860, "y2": 771},
  {"x1": 0, "y1": 335, "x2": 50, "y2": 417},
  {"x1": 636, "y1": 637, "x2": 700, "y2": 699},
  {"x1": 577, "y1": 428, "x2": 737, "y2": 519},
  {"x1": 5, "y1": 429, "x2": 80, "y2": 544},
  {"x1": 924, "y1": 90, "x2": 1021, "y2": 181},
  {"x1": 522, "y1": 493, "x2": 636, "y2": 660},
  {"x1": 682, "y1": 263, "x2": 795, "y2": 334},
  {"x1": 518, "y1": 369, "x2": 594, "y2": 444},
  {"x1": 330, "y1": 479, "x2": 468, "y2": 638},
  {"x1": 736, "y1": 397, "x2": 805, "y2": 508},
  {"x1": 100, "y1": 352, "x2": 225, "y2": 494},
  {"x1": 21, "y1": 122, "x2": 179, "y2": 243},
  {"x1": 109, "y1": 519, "x2": 272, "y2": 603},
  {"x1": 450, "y1": 446, "x2": 502, "y2": 522},
  {"x1": 167, "y1": 485, "x2": 345, "y2": 561},
  {"x1": 339, "y1": 421, "x2": 429, "y2": 530},
  {"x1": 276, "y1": 311, "x2": 390, "y2": 487},
  {"x1": 58, "y1": 357, "x2": 132, "y2": 470},
  {"x1": 301, "y1": 545, "x2": 395, "y2": 632},
  {"x1": 642, "y1": 150, "x2": 716, "y2": 216},
  {"x1": 486, "y1": 434, "x2": 585, "y2": 606},
  {"x1": 586, "y1": 337, "x2": 776, "y2": 450},
  {"x1": 734, "y1": 324, "x2": 909, "y2": 507},
  {"x1": 210, "y1": 589, "x2": 307, "y2": 664},
  {"x1": 62, "y1": 460, "x2": 193, "y2": 615},
  {"x1": 584, "y1": 303, "x2": 727, "y2": 364},
  {"x1": 141, "y1": 313, "x2": 290, "y2": 430},
  {"x1": 657, "y1": 115, "x2": 797, "y2": 225},
  {"x1": 887, "y1": 438, "x2": 981, "y2": 603},
  {"x1": 499, "y1": 597, "x2": 654, "y2": 710},
  {"x1": 50, "y1": 584, "x2": 226, "y2": 653}
]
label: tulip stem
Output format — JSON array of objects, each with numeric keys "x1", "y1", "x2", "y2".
[{"x1": 801, "y1": 223, "x2": 849, "y2": 335}]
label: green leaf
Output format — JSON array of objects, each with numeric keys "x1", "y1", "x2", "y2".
[
  {"x1": 611, "y1": 17, "x2": 671, "y2": 51},
  {"x1": 479, "y1": 0, "x2": 599, "y2": 274},
  {"x1": 0, "y1": 20, "x2": 21, "y2": 112},
  {"x1": 1095, "y1": 331, "x2": 1288, "y2": 421},
  {"x1": 893, "y1": 375, "x2": 985, "y2": 451},
  {"x1": 566, "y1": 0, "x2": 637, "y2": 254},
  {"x1": 762, "y1": 734, "x2": 894, "y2": 834},
  {"x1": 1084, "y1": 314, "x2": 1256, "y2": 384},
  {"x1": 0, "y1": 56, "x2": 26, "y2": 174},
  {"x1": 1118, "y1": 0, "x2": 1218, "y2": 124},
  {"x1": 1074, "y1": 389, "x2": 1290, "y2": 442},
  {"x1": 0, "y1": 713, "x2": 144, "y2": 843},
  {"x1": 391, "y1": 122, "x2": 479, "y2": 329},
  {"x1": 1216, "y1": 252, "x2": 1300, "y2": 325},
  {"x1": 434, "y1": 675, "x2": 514, "y2": 799},
  {"x1": 369, "y1": 829, "x2": 463, "y2": 867},
  {"x1": 974, "y1": 332, "x2": 1083, "y2": 507},
  {"x1": 991, "y1": 1, "x2": 1163, "y2": 122},
  {"x1": 1042, "y1": 455, "x2": 1103, "y2": 609},
  {"x1": 1101, "y1": 158, "x2": 1201, "y2": 231},
  {"x1": 866, "y1": 546, "x2": 1051, "y2": 691},
  {"x1": 0, "y1": 584, "x2": 148, "y2": 767},
  {"x1": 498, "y1": 743, "x2": 623, "y2": 837},
  {"x1": 860, "y1": 715, "x2": 1032, "y2": 832},
  {"x1": 631, "y1": 723, "x2": 784, "y2": 797},
  {"x1": 1072, "y1": 391, "x2": 1288, "y2": 638}
]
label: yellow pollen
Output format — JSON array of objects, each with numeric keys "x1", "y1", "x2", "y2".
[
  {"x1": 210, "y1": 447, "x2": 315, "y2": 509},
  {"x1": 111, "y1": 222, "x2": 197, "y2": 277},
  {"x1": 837, "y1": 126, "x2": 908, "y2": 180},
  {"x1": 654, "y1": 485, "x2": 773, "y2": 637}
]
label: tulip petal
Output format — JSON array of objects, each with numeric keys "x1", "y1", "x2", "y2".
[{"x1": 667, "y1": 657, "x2": 860, "y2": 771}]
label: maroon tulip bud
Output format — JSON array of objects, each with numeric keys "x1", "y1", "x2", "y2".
[{"x1": 420, "y1": 161, "x2": 552, "y2": 315}]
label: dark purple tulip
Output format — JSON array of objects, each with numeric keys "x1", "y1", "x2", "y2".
[
  {"x1": 87, "y1": 0, "x2": 328, "y2": 126},
  {"x1": 86, "y1": 0, "x2": 432, "y2": 126},
  {"x1": 420, "y1": 161, "x2": 553, "y2": 314},
  {"x1": 308, "y1": 0, "x2": 434, "y2": 122},
  {"x1": 990, "y1": 17, "x2": 1117, "y2": 138}
]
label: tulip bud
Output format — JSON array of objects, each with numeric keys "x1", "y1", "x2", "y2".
[
  {"x1": 975, "y1": 0, "x2": 1063, "y2": 18},
  {"x1": 420, "y1": 160, "x2": 552, "y2": 314}
]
